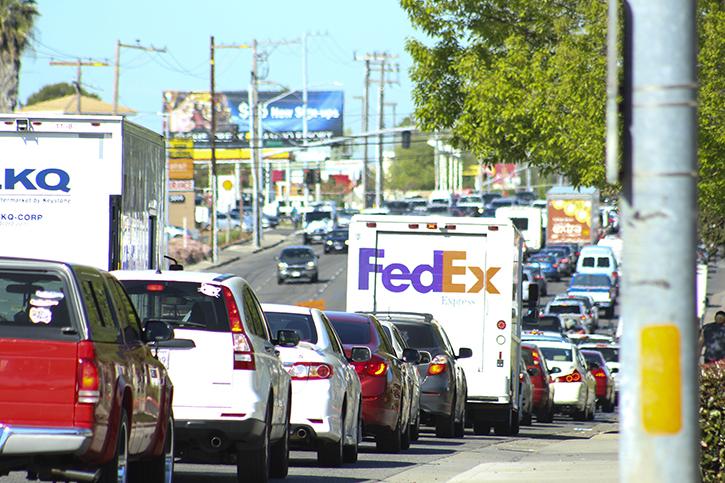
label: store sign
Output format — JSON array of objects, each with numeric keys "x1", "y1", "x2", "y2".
[
  {"x1": 169, "y1": 180, "x2": 194, "y2": 192},
  {"x1": 169, "y1": 194, "x2": 186, "y2": 203}
]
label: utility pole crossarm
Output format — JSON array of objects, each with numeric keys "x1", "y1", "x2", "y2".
[
  {"x1": 49, "y1": 59, "x2": 109, "y2": 114},
  {"x1": 113, "y1": 40, "x2": 167, "y2": 115}
]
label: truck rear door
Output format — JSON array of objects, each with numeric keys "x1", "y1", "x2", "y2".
[{"x1": 0, "y1": 265, "x2": 80, "y2": 427}]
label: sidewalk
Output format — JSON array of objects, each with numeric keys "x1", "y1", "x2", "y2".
[{"x1": 184, "y1": 231, "x2": 290, "y2": 272}]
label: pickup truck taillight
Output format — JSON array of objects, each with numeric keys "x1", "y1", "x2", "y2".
[
  {"x1": 77, "y1": 341, "x2": 100, "y2": 404},
  {"x1": 223, "y1": 287, "x2": 255, "y2": 370}
]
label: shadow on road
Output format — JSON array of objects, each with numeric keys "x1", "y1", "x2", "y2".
[
  {"x1": 291, "y1": 457, "x2": 415, "y2": 471},
  {"x1": 175, "y1": 472, "x2": 367, "y2": 483}
]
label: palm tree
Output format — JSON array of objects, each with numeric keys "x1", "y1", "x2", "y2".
[{"x1": 0, "y1": 0, "x2": 38, "y2": 111}]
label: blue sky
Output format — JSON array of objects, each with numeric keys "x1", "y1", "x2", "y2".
[{"x1": 19, "y1": 0, "x2": 422, "y2": 133}]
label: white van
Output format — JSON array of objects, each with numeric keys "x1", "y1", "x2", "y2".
[
  {"x1": 495, "y1": 206, "x2": 544, "y2": 252},
  {"x1": 576, "y1": 246, "x2": 619, "y2": 287}
]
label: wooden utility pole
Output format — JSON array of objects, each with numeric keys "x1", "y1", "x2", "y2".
[
  {"x1": 210, "y1": 35, "x2": 219, "y2": 262},
  {"x1": 49, "y1": 59, "x2": 108, "y2": 113},
  {"x1": 113, "y1": 40, "x2": 166, "y2": 115}
]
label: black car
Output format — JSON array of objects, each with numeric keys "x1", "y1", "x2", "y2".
[
  {"x1": 372, "y1": 312, "x2": 471, "y2": 439},
  {"x1": 277, "y1": 246, "x2": 319, "y2": 284},
  {"x1": 324, "y1": 229, "x2": 349, "y2": 254}
]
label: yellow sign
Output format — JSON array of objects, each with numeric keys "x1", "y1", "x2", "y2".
[
  {"x1": 168, "y1": 158, "x2": 194, "y2": 180},
  {"x1": 222, "y1": 180, "x2": 234, "y2": 191},
  {"x1": 463, "y1": 165, "x2": 480, "y2": 177},
  {"x1": 168, "y1": 139, "x2": 193, "y2": 159},
  {"x1": 641, "y1": 324, "x2": 682, "y2": 434},
  {"x1": 192, "y1": 148, "x2": 290, "y2": 160}
]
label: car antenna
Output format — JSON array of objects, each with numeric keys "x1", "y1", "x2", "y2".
[{"x1": 163, "y1": 255, "x2": 184, "y2": 271}]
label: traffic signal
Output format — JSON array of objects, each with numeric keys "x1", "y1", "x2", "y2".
[{"x1": 401, "y1": 130, "x2": 411, "y2": 149}]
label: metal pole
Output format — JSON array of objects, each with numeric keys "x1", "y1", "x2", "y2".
[
  {"x1": 209, "y1": 36, "x2": 218, "y2": 262},
  {"x1": 362, "y1": 60, "x2": 370, "y2": 207},
  {"x1": 250, "y1": 39, "x2": 262, "y2": 249},
  {"x1": 75, "y1": 60, "x2": 81, "y2": 114},
  {"x1": 620, "y1": 0, "x2": 698, "y2": 481},
  {"x1": 113, "y1": 40, "x2": 120, "y2": 115},
  {"x1": 605, "y1": 0, "x2": 620, "y2": 184},
  {"x1": 375, "y1": 58, "x2": 385, "y2": 207}
]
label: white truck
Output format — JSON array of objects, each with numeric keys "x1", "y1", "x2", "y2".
[
  {"x1": 346, "y1": 214, "x2": 527, "y2": 436},
  {"x1": 0, "y1": 114, "x2": 166, "y2": 271},
  {"x1": 495, "y1": 205, "x2": 544, "y2": 253}
]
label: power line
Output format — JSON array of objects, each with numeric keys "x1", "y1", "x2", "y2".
[
  {"x1": 113, "y1": 40, "x2": 167, "y2": 114},
  {"x1": 49, "y1": 59, "x2": 109, "y2": 113}
]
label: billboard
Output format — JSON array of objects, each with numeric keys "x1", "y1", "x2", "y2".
[
  {"x1": 546, "y1": 199, "x2": 593, "y2": 244},
  {"x1": 163, "y1": 90, "x2": 343, "y2": 148}
]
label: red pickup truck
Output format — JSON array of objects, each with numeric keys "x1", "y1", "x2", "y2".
[{"x1": 0, "y1": 258, "x2": 175, "y2": 482}]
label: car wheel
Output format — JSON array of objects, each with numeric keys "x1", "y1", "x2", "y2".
[
  {"x1": 587, "y1": 400, "x2": 596, "y2": 421},
  {"x1": 132, "y1": 412, "x2": 174, "y2": 483},
  {"x1": 521, "y1": 407, "x2": 533, "y2": 426},
  {"x1": 270, "y1": 399, "x2": 290, "y2": 478},
  {"x1": 376, "y1": 412, "x2": 403, "y2": 453},
  {"x1": 99, "y1": 411, "x2": 129, "y2": 483},
  {"x1": 343, "y1": 401, "x2": 362, "y2": 464},
  {"x1": 537, "y1": 400, "x2": 555, "y2": 423},
  {"x1": 237, "y1": 405, "x2": 270, "y2": 483},
  {"x1": 454, "y1": 394, "x2": 466, "y2": 438},
  {"x1": 473, "y1": 421, "x2": 491, "y2": 436},
  {"x1": 494, "y1": 409, "x2": 518, "y2": 436},
  {"x1": 277, "y1": 277, "x2": 284, "y2": 285},
  {"x1": 605, "y1": 306, "x2": 615, "y2": 319},
  {"x1": 410, "y1": 412, "x2": 421, "y2": 441},
  {"x1": 435, "y1": 394, "x2": 456, "y2": 438}
]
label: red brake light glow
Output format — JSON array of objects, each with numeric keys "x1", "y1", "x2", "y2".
[
  {"x1": 427, "y1": 355, "x2": 448, "y2": 376},
  {"x1": 146, "y1": 283, "x2": 165, "y2": 292},
  {"x1": 408, "y1": 223, "x2": 419, "y2": 229},
  {"x1": 557, "y1": 370, "x2": 583, "y2": 383},
  {"x1": 426, "y1": 223, "x2": 438, "y2": 230},
  {"x1": 366, "y1": 222, "x2": 377, "y2": 228},
  {"x1": 76, "y1": 341, "x2": 100, "y2": 407},
  {"x1": 444, "y1": 224, "x2": 456, "y2": 230},
  {"x1": 223, "y1": 286, "x2": 243, "y2": 333}
]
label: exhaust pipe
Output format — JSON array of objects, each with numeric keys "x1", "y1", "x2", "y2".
[
  {"x1": 210, "y1": 436, "x2": 223, "y2": 448},
  {"x1": 48, "y1": 469, "x2": 99, "y2": 482},
  {"x1": 295, "y1": 428, "x2": 308, "y2": 439}
]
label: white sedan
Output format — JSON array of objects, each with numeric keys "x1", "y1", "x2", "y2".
[
  {"x1": 536, "y1": 340, "x2": 597, "y2": 420},
  {"x1": 262, "y1": 303, "x2": 364, "y2": 467}
]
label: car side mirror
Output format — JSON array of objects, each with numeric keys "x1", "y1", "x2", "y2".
[
  {"x1": 456, "y1": 347, "x2": 473, "y2": 359},
  {"x1": 275, "y1": 329, "x2": 300, "y2": 348},
  {"x1": 527, "y1": 284, "x2": 539, "y2": 309},
  {"x1": 527, "y1": 367, "x2": 538, "y2": 376},
  {"x1": 349, "y1": 346, "x2": 372, "y2": 363},
  {"x1": 418, "y1": 351, "x2": 432, "y2": 364},
  {"x1": 610, "y1": 367, "x2": 619, "y2": 373},
  {"x1": 144, "y1": 320, "x2": 174, "y2": 343},
  {"x1": 402, "y1": 348, "x2": 421, "y2": 364},
  {"x1": 548, "y1": 366, "x2": 562, "y2": 374}
]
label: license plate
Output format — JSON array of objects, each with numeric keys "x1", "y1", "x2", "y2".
[
  {"x1": 291, "y1": 271, "x2": 301, "y2": 277},
  {"x1": 334, "y1": 242, "x2": 343, "y2": 249},
  {"x1": 156, "y1": 349, "x2": 170, "y2": 368}
]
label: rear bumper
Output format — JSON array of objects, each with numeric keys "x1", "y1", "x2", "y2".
[
  {"x1": 0, "y1": 425, "x2": 92, "y2": 455},
  {"x1": 175, "y1": 418, "x2": 267, "y2": 451}
]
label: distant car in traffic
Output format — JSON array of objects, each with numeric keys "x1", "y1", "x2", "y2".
[
  {"x1": 575, "y1": 245, "x2": 620, "y2": 290},
  {"x1": 567, "y1": 273, "x2": 617, "y2": 318},
  {"x1": 581, "y1": 349, "x2": 616, "y2": 413},
  {"x1": 277, "y1": 246, "x2": 319, "y2": 284},
  {"x1": 580, "y1": 342, "x2": 620, "y2": 404},
  {"x1": 519, "y1": 356, "x2": 535, "y2": 426},
  {"x1": 521, "y1": 343, "x2": 555, "y2": 423},
  {"x1": 544, "y1": 299, "x2": 595, "y2": 333},
  {"x1": 324, "y1": 229, "x2": 350, "y2": 254},
  {"x1": 527, "y1": 254, "x2": 560, "y2": 281},
  {"x1": 554, "y1": 293, "x2": 599, "y2": 331}
]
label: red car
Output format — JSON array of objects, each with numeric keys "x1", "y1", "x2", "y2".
[
  {"x1": 326, "y1": 311, "x2": 418, "y2": 453},
  {"x1": 581, "y1": 349, "x2": 616, "y2": 412},
  {"x1": 521, "y1": 343, "x2": 555, "y2": 422},
  {"x1": 0, "y1": 258, "x2": 175, "y2": 482}
]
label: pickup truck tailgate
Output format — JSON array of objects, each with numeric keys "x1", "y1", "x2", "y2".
[{"x1": 0, "y1": 339, "x2": 78, "y2": 427}]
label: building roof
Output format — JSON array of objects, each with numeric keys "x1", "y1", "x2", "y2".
[{"x1": 19, "y1": 94, "x2": 135, "y2": 115}]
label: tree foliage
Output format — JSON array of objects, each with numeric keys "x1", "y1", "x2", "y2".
[
  {"x1": 402, "y1": 0, "x2": 724, "y2": 244},
  {"x1": 387, "y1": 116, "x2": 435, "y2": 192},
  {"x1": 25, "y1": 82, "x2": 101, "y2": 106},
  {"x1": 0, "y1": 0, "x2": 38, "y2": 111}
]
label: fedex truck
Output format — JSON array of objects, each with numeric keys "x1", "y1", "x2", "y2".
[
  {"x1": 346, "y1": 214, "x2": 525, "y2": 435},
  {"x1": 0, "y1": 114, "x2": 165, "y2": 270}
]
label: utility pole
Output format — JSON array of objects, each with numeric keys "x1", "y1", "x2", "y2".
[
  {"x1": 113, "y1": 40, "x2": 166, "y2": 115},
  {"x1": 361, "y1": 59, "x2": 370, "y2": 207},
  {"x1": 49, "y1": 59, "x2": 108, "y2": 113},
  {"x1": 620, "y1": 0, "x2": 698, "y2": 482},
  {"x1": 209, "y1": 36, "x2": 219, "y2": 262},
  {"x1": 376, "y1": 58, "x2": 385, "y2": 208},
  {"x1": 250, "y1": 39, "x2": 262, "y2": 249}
]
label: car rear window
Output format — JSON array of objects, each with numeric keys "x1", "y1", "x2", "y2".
[
  {"x1": 265, "y1": 312, "x2": 318, "y2": 344},
  {"x1": 540, "y1": 347, "x2": 573, "y2": 361},
  {"x1": 0, "y1": 271, "x2": 72, "y2": 335},
  {"x1": 328, "y1": 318, "x2": 373, "y2": 345},
  {"x1": 547, "y1": 304, "x2": 583, "y2": 315},
  {"x1": 392, "y1": 322, "x2": 441, "y2": 350},
  {"x1": 597, "y1": 257, "x2": 611, "y2": 267},
  {"x1": 587, "y1": 347, "x2": 619, "y2": 362},
  {"x1": 582, "y1": 257, "x2": 595, "y2": 267},
  {"x1": 120, "y1": 280, "x2": 229, "y2": 332},
  {"x1": 571, "y1": 274, "x2": 611, "y2": 287}
]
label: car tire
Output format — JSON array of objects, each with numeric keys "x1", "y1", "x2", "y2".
[
  {"x1": 454, "y1": 394, "x2": 466, "y2": 438},
  {"x1": 270, "y1": 400, "x2": 290, "y2": 478},
  {"x1": 521, "y1": 408, "x2": 533, "y2": 426},
  {"x1": 318, "y1": 436, "x2": 344, "y2": 467},
  {"x1": 473, "y1": 421, "x2": 491, "y2": 436},
  {"x1": 277, "y1": 277, "x2": 284, "y2": 285},
  {"x1": 587, "y1": 401, "x2": 596, "y2": 421},
  {"x1": 303, "y1": 235, "x2": 309, "y2": 244},
  {"x1": 237, "y1": 406, "x2": 270, "y2": 483},
  {"x1": 376, "y1": 413, "x2": 403, "y2": 453},
  {"x1": 494, "y1": 409, "x2": 519, "y2": 436},
  {"x1": 603, "y1": 398, "x2": 615, "y2": 413},
  {"x1": 311, "y1": 273, "x2": 319, "y2": 283},
  {"x1": 99, "y1": 411, "x2": 129, "y2": 483},
  {"x1": 435, "y1": 411, "x2": 456, "y2": 438},
  {"x1": 343, "y1": 402, "x2": 362, "y2": 464},
  {"x1": 410, "y1": 412, "x2": 421, "y2": 441},
  {"x1": 132, "y1": 412, "x2": 174, "y2": 483},
  {"x1": 605, "y1": 306, "x2": 615, "y2": 319},
  {"x1": 537, "y1": 401, "x2": 555, "y2": 423}
]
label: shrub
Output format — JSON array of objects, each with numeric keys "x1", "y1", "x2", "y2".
[{"x1": 700, "y1": 360, "x2": 725, "y2": 482}]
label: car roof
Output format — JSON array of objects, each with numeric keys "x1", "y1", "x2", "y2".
[
  {"x1": 261, "y1": 303, "x2": 313, "y2": 316},
  {"x1": 579, "y1": 246, "x2": 614, "y2": 254},
  {"x1": 533, "y1": 340, "x2": 576, "y2": 349},
  {"x1": 368, "y1": 312, "x2": 435, "y2": 325},
  {"x1": 325, "y1": 311, "x2": 373, "y2": 324},
  {"x1": 282, "y1": 245, "x2": 315, "y2": 251},
  {"x1": 111, "y1": 269, "x2": 239, "y2": 284}
]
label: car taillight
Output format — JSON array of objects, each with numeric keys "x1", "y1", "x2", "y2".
[
  {"x1": 553, "y1": 263, "x2": 559, "y2": 268},
  {"x1": 535, "y1": 275, "x2": 544, "y2": 280},
  {"x1": 77, "y1": 341, "x2": 100, "y2": 404},
  {"x1": 428, "y1": 355, "x2": 448, "y2": 376},
  {"x1": 581, "y1": 315, "x2": 587, "y2": 320},
  {"x1": 223, "y1": 287, "x2": 255, "y2": 370},
  {"x1": 288, "y1": 362, "x2": 333, "y2": 380},
  {"x1": 562, "y1": 258, "x2": 570, "y2": 263},
  {"x1": 556, "y1": 370, "x2": 583, "y2": 383},
  {"x1": 611, "y1": 271, "x2": 618, "y2": 279},
  {"x1": 354, "y1": 355, "x2": 388, "y2": 377},
  {"x1": 592, "y1": 368, "x2": 607, "y2": 379}
]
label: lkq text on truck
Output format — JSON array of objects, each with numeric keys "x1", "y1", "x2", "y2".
[
  {"x1": 0, "y1": 114, "x2": 166, "y2": 271},
  {"x1": 346, "y1": 214, "x2": 534, "y2": 436}
]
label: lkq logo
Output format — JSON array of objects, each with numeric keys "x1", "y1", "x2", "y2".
[
  {"x1": 358, "y1": 248, "x2": 501, "y2": 294},
  {"x1": 0, "y1": 168, "x2": 70, "y2": 192}
]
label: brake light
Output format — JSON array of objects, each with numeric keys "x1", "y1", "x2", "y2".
[
  {"x1": 288, "y1": 362, "x2": 333, "y2": 380},
  {"x1": 366, "y1": 222, "x2": 376, "y2": 228},
  {"x1": 562, "y1": 258, "x2": 570, "y2": 263},
  {"x1": 146, "y1": 283, "x2": 165, "y2": 292},
  {"x1": 353, "y1": 354, "x2": 388, "y2": 377},
  {"x1": 223, "y1": 286, "x2": 243, "y2": 333},
  {"x1": 535, "y1": 275, "x2": 544, "y2": 280},
  {"x1": 428, "y1": 354, "x2": 448, "y2": 376},
  {"x1": 408, "y1": 223, "x2": 419, "y2": 229},
  {"x1": 611, "y1": 271, "x2": 618, "y2": 279},
  {"x1": 581, "y1": 315, "x2": 587, "y2": 320},
  {"x1": 223, "y1": 287, "x2": 255, "y2": 370},
  {"x1": 426, "y1": 223, "x2": 438, "y2": 229},
  {"x1": 592, "y1": 368, "x2": 607, "y2": 379},
  {"x1": 556, "y1": 370, "x2": 583, "y2": 383},
  {"x1": 77, "y1": 341, "x2": 100, "y2": 404}
]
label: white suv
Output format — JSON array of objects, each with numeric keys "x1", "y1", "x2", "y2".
[{"x1": 114, "y1": 270, "x2": 296, "y2": 483}]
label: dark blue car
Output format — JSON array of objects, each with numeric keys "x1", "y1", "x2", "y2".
[{"x1": 527, "y1": 255, "x2": 560, "y2": 281}]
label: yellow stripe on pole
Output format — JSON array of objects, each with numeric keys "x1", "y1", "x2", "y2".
[{"x1": 640, "y1": 324, "x2": 682, "y2": 434}]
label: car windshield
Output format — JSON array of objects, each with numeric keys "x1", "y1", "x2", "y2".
[
  {"x1": 329, "y1": 230, "x2": 348, "y2": 238},
  {"x1": 329, "y1": 318, "x2": 372, "y2": 345},
  {"x1": 264, "y1": 312, "x2": 318, "y2": 343},
  {"x1": 0, "y1": 271, "x2": 71, "y2": 330},
  {"x1": 305, "y1": 211, "x2": 332, "y2": 222},
  {"x1": 280, "y1": 249, "x2": 314, "y2": 261},
  {"x1": 547, "y1": 304, "x2": 583, "y2": 315},
  {"x1": 392, "y1": 322, "x2": 441, "y2": 350},
  {"x1": 582, "y1": 351, "x2": 605, "y2": 366},
  {"x1": 121, "y1": 280, "x2": 229, "y2": 331},
  {"x1": 586, "y1": 347, "x2": 619, "y2": 362},
  {"x1": 540, "y1": 347, "x2": 573, "y2": 362},
  {"x1": 571, "y1": 274, "x2": 611, "y2": 287},
  {"x1": 531, "y1": 255, "x2": 555, "y2": 263}
]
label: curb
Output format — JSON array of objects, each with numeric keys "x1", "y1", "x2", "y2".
[{"x1": 252, "y1": 239, "x2": 285, "y2": 254}]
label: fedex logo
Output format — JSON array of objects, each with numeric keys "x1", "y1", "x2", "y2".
[
  {"x1": 0, "y1": 168, "x2": 70, "y2": 192},
  {"x1": 358, "y1": 248, "x2": 500, "y2": 294}
]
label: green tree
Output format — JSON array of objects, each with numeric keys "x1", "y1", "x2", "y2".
[
  {"x1": 25, "y1": 82, "x2": 101, "y2": 106},
  {"x1": 0, "y1": 0, "x2": 38, "y2": 111},
  {"x1": 387, "y1": 116, "x2": 435, "y2": 193}
]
